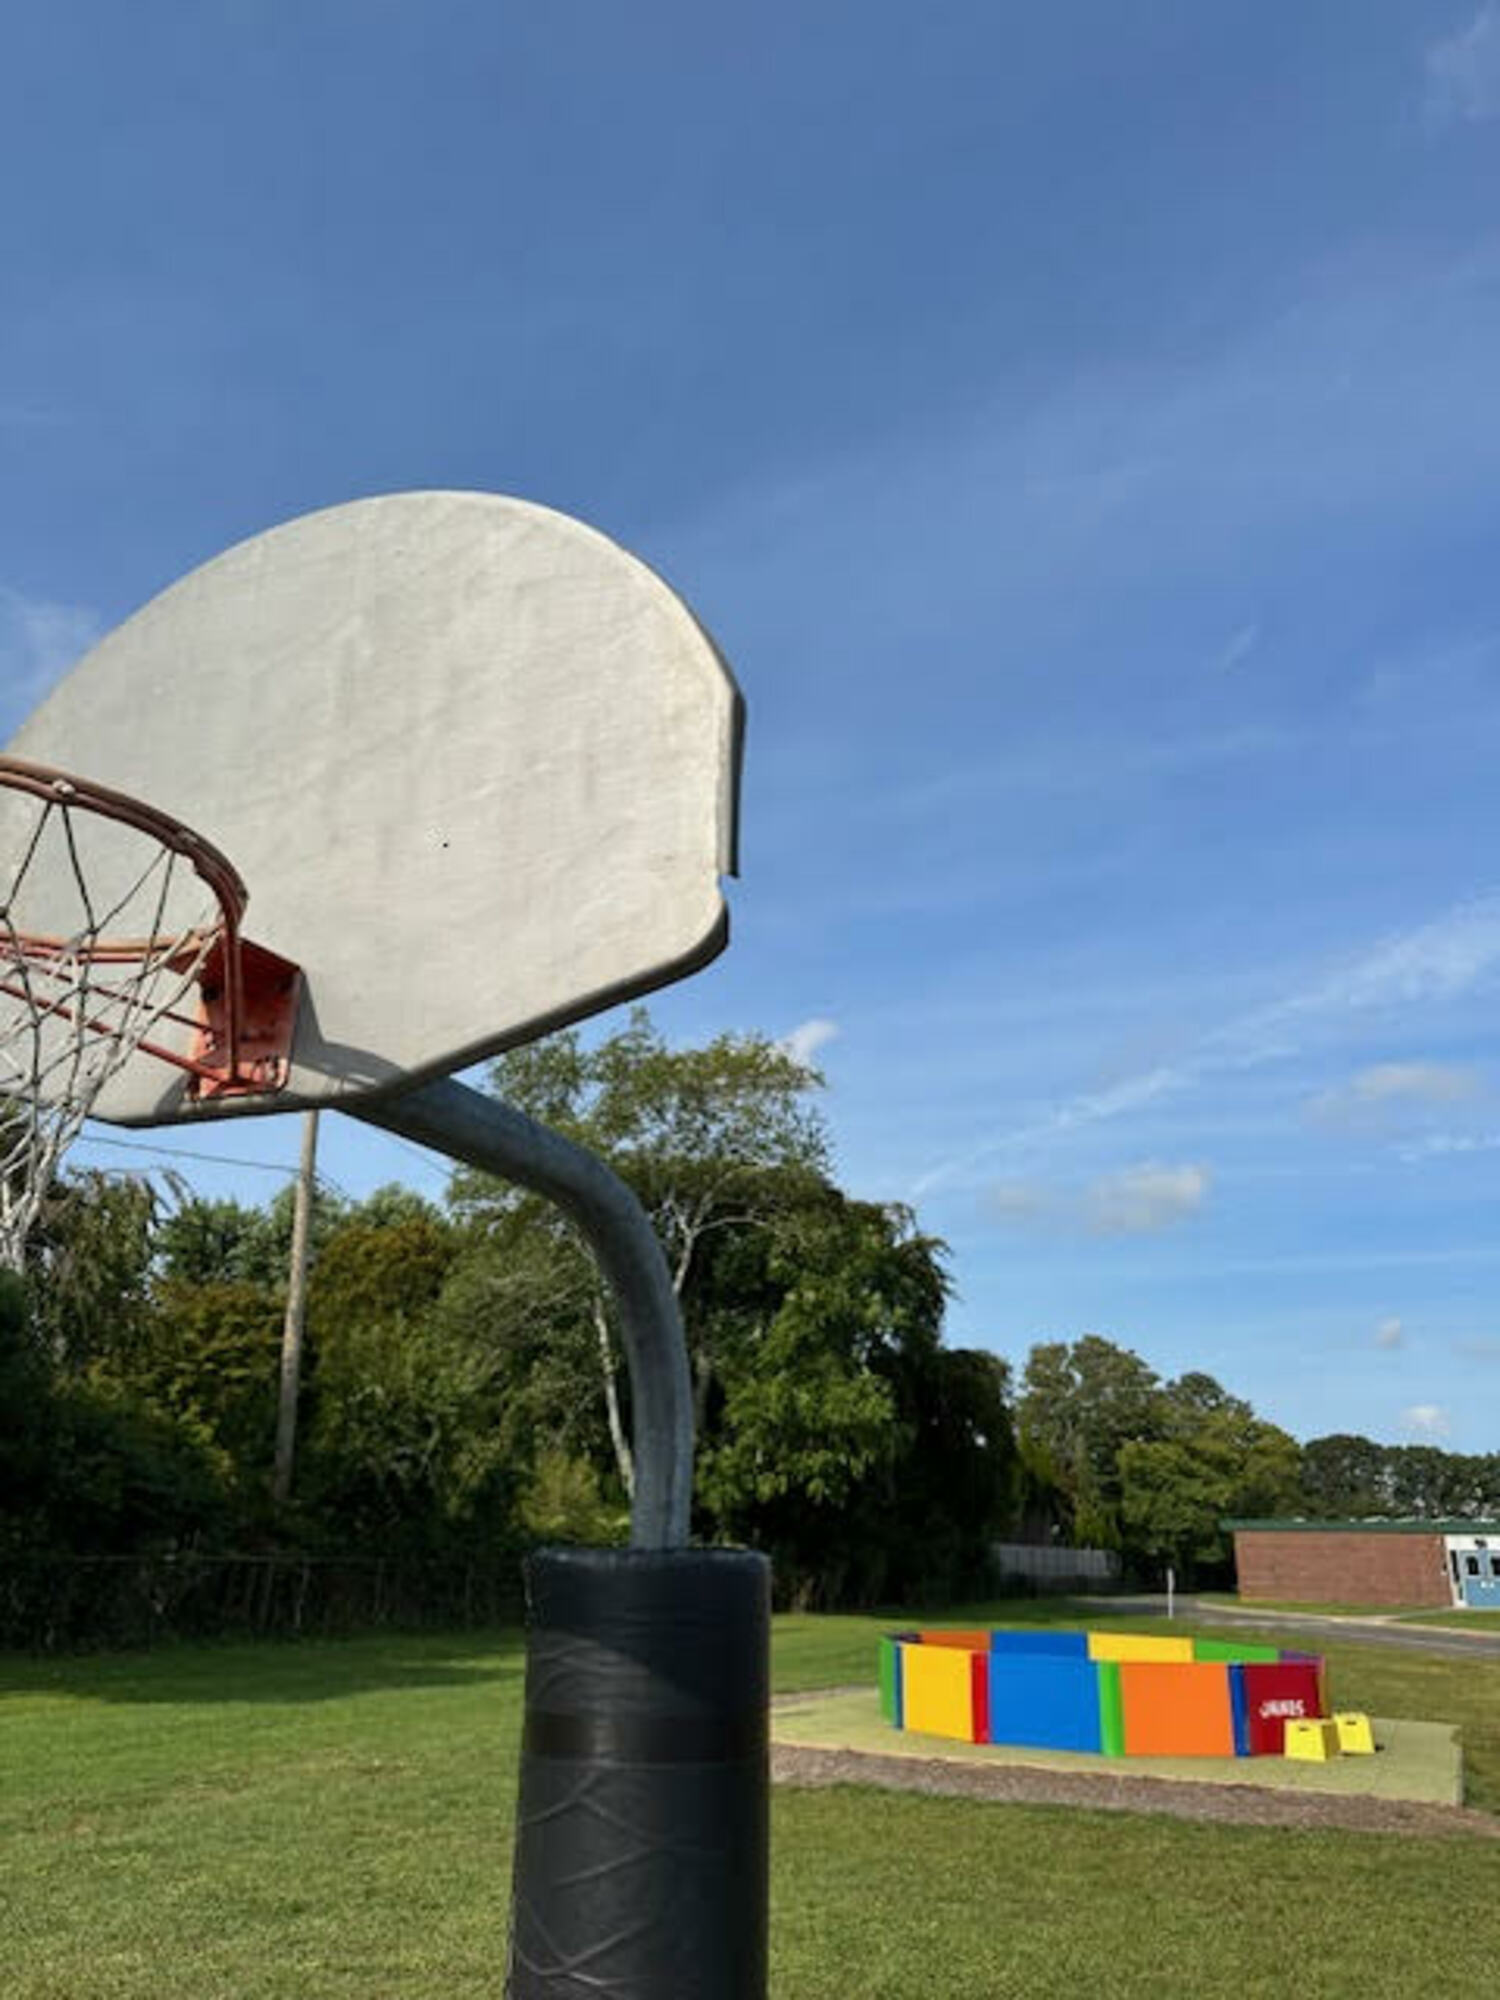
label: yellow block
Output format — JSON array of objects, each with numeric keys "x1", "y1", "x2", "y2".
[
  {"x1": 1335, "y1": 1711, "x2": 1376, "y2": 1755},
  {"x1": 1086, "y1": 1632, "x2": 1195, "y2": 1664},
  {"x1": 898, "y1": 1642, "x2": 976, "y2": 1741},
  {"x1": 1284, "y1": 1717, "x2": 1341, "y2": 1762}
]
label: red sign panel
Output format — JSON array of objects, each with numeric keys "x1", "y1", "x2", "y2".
[{"x1": 1242, "y1": 1662, "x2": 1326, "y2": 1754}]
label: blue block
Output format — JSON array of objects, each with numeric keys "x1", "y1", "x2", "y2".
[
  {"x1": 987, "y1": 1654, "x2": 1103, "y2": 1752},
  {"x1": 987, "y1": 1629, "x2": 1090, "y2": 1659},
  {"x1": 1229, "y1": 1664, "x2": 1250, "y2": 1756}
]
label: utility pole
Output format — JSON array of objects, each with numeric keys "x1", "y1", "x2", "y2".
[{"x1": 272, "y1": 1108, "x2": 319, "y2": 1507}]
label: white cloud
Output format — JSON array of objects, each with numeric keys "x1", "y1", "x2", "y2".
[
  {"x1": 780, "y1": 1016, "x2": 839, "y2": 1070},
  {"x1": 1309, "y1": 1060, "x2": 1484, "y2": 1133},
  {"x1": 986, "y1": 1180, "x2": 1051, "y2": 1225},
  {"x1": 1401, "y1": 1402, "x2": 1451, "y2": 1439},
  {"x1": 1399, "y1": 1130, "x2": 1500, "y2": 1161},
  {"x1": 1374, "y1": 1316, "x2": 1404, "y2": 1351},
  {"x1": 0, "y1": 586, "x2": 100, "y2": 730},
  {"x1": 1454, "y1": 1337, "x2": 1500, "y2": 1363},
  {"x1": 1426, "y1": 4, "x2": 1500, "y2": 126},
  {"x1": 984, "y1": 1160, "x2": 1210, "y2": 1237},
  {"x1": 1285, "y1": 898, "x2": 1500, "y2": 1019},
  {"x1": 1212, "y1": 623, "x2": 1259, "y2": 673},
  {"x1": 918, "y1": 892, "x2": 1500, "y2": 1194},
  {"x1": 1346, "y1": 1062, "x2": 1479, "y2": 1106},
  {"x1": 1086, "y1": 1161, "x2": 1210, "y2": 1236}
]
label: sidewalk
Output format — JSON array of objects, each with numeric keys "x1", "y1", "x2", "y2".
[{"x1": 1195, "y1": 1596, "x2": 1500, "y2": 1640}]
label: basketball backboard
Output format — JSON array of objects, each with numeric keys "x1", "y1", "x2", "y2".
[{"x1": 1, "y1": 490, "x2": 742, "y2": 1126}]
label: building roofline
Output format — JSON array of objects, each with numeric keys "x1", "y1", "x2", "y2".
[{"x1": 1223, "y1": 1517, "x2": 1500, "y2": 1535}]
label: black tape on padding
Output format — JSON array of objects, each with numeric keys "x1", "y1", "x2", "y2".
[
  {"x1": 506, "y1": 1546, "x2": 771, "y2": 2000},
  {"x1": 523, "y1": 1706, "x2": 767, "y2": 1765}
]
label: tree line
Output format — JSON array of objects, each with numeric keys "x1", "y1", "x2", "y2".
[
  {"x1": 2, "y1": 1013, "x2": 1012, "y2": 1623},
  {"x1": 3, "y1": 1010, "x2": 1494, "y2": 1641}
]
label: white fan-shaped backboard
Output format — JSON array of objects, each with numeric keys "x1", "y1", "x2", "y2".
[{"x1": 2, "y1": 491, "x2": 742, "y2": 1126}]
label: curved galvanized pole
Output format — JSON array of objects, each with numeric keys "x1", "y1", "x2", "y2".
[{"x1": 350, "y1": 1073, "x2": 694, "y2": 1549}]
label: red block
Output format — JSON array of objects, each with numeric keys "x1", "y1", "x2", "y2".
[
  {"x1": 1242, "y1": 1662, "x2": 1326, "y2": 1754},
  {"x1": 970, "y1": 1649, "x2": 990, "y2": 1744}
]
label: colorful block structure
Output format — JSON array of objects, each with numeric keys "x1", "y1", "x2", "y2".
[{"x1": 880, "y1": 1628, "x2": 1333, "y2": 1758}]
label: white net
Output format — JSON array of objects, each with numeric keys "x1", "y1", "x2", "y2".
[{"x1": 0, "y1": 779, "x2": 221, "y2": 1273}]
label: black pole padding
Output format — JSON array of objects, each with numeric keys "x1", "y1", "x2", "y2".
[{"x1": 506, "y1": 1545, "x2": 771, "y2": 2000}]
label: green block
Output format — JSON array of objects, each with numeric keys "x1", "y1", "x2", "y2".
[
  {"x1": 1097, "y1": 1661, "x2": 1124, "y2": 1756},
  {"x1": 1191, "y1": 1638, "x2": 1282, "y2": 1665},
  {"x1": 878, "y1": 1637, "x2": 899, "y2": 1725}
]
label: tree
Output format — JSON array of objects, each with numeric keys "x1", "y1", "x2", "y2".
[
  {"x1": 24, "y1": 1170, "x2": 158, "y2": 1373},
  {"x1": 445, "y1": 1018, "x2": 1017, "y2": 1601},
  {"x1": 516, "y1": 1450, "x2": 630, "y2": 1545},
  {"x1": 698, "y1": 1194, "x2": 912, "y2": 1526},
  {"x1": 1298, "y1": 1436, "x2": 1500, "y2": 1523},
  {"x1": 451, "y1": 1008, "x2": 830, "y2": 1496},
  {"x1": 1385, "y1": 1445, "x2": 1491, "y2": 1519},
  {"x1": 0, "y1": 1261, "x2": 231, "y2": 1563},
  {"x1": 125, "y1": 1278, "x2": 284, "y2": 1488},
  {"x1": 1017, "y1": 1335, "x2": 1164, "y2": 1547},
  {"x1": 0, "y1": 1011, "x2": 1024, "y2": 1604},
  {"x1": 1018, "y1": 1342, "x2": 1302, "y2": 1579},
  {"x1": 1299, "y1": 1433, "x2": 1394, "y2": 1517},
  {"x1": 154, "y1": 1196, "x2": 267, "y2": 1287},
  {"x1": 698, "y1": 1188, "x2": 1014, "y2": 1605},
  {"x1": 0, "y1": 1268, "x2": 50, "y2": 1551},
  {"x1": 156, "y1": 1180, "x2": 350, "y2": 1292},
  {"x1": 296, "y1": 1210, "x2": 515, "y2": 1548},
  {"x1": 1120, "y1": 1404, "x2": 1300, "y2": 1582},
  {"x1": 307, "y1": 1212, "x2": 459, "y2": 1335}
]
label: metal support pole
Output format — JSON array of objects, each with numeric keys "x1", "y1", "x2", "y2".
[
  {"x1": 272, "y1": 1107, "x2": 319, "y2": 1508},
  {"x1": 350, "y1": 1071, "x2": 767, "y2": 1999},
  {"x1": 349, "y1": 1072, "x2": 695, "y2": 1550}
]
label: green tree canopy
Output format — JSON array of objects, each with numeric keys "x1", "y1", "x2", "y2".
[
  {"x1": 1120, "y1": 1395, "x2": 1301, "y2": 1580},
  {"x1": 1017, "y1": 1334, "x2": 1164, "y2": 1547},
  {"x1": 452, "y1": 1008, "x2": 832, "y2": 1497}
]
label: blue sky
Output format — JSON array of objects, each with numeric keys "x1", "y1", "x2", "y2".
[{"x1": 4, "y1": 5, "x2": 1500, "y2": 1452}]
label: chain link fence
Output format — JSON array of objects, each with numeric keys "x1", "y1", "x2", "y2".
[{"x1": 0, "y1": 1550, "x2": 527, "y2": 1652}]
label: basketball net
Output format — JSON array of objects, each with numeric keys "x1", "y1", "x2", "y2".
[{"x1": 0, "y1": 759, "x2": 281, "y2": 1274}]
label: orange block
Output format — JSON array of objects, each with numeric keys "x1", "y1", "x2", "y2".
[
  {"x1": 1120, "y1": 1662, "x2": 1236, "y2": 1757},
  {"x1": 918, "y1": 1629, "x2": 990, "y2": 1651}
]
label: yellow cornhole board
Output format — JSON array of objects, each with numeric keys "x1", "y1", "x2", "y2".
[
  {"x1": 1285, "y1": 1717, "x2": 1341, "y2": 1762},
  {"x1": 1335, "y1": 1712, "x2": 1376, "y2": 1755}
]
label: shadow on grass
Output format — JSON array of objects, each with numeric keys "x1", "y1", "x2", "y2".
[{"x1": 0, "y1": 1628, "x2": 526, "y2": 1705}]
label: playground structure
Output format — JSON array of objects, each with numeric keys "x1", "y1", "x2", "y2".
[{"x1": 880, "y1": 1628, "x2": 1333, "y2": 1758}]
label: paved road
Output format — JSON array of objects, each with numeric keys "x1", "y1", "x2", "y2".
[{"x1": 1077, "y1": 1593, "x2": 1500, "y2": 1662}]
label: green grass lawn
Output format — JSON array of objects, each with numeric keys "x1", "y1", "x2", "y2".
[
  {"x1": 1394, "y1": 1608, "x2": 1500, "y2": 1631},
  {"x1": 3, "y1": 1608, "x2": 1498, "y2": 1998}
]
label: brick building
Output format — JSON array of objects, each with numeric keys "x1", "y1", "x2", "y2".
[{"x1": 1225, "y1": 1518, "x2": 1500, "y2": 1609}]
